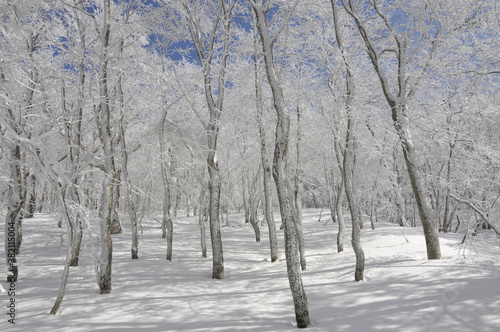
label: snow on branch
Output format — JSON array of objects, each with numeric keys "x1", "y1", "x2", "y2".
[{"x1": 447, "y1": 193, "x2": 500, "y2": 237}]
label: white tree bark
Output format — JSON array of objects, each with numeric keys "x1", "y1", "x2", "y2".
[
  {"x1": 247, "y1": 167, "x2": 262, "y2": 242},
  {"x1": 50, "y1": 184, "x2": 74, "y2": 315},
  {"x1": 253, "y1": 45, "x2": 278, "y2": 259},
  {"x1": 68, "y1": 11, "x2": 86, "y2": 266},
  {"x1": 97, "y1": 0, "x2": 113, "y2": 294},
  {"x1": 294, "y1": 77, "x2": 306, "y2": 271},
  {"x1": 4, "y1": 143, "x2": 22, "y2": 283},
  {"x1": 341, "y1": 0, "x2": 441, "y2": 259},
  {"x1": 331, "y1": 0, "x2": 364, "y2": 281},
  {"x1": 119, "y1": 115, "x2": 139, "y2": 259},
  {"x1": 160, "y1": 109, "x2": 173, "y2": 261},
  {"x1": 183, "y1": 0, "x2": 234, "y2": 279},
  {"x1": 249, "y1": 0, "x2": 310, "y2": 327},
  {"x1": 198, "y1": 185, "x2": 208, "y2": 258},
  {"x1": 393, "y1": 147, "x2": 406, "y2": 227},
  {"x1": 335, "y1": 181, "x2": 345, "y2": 253}
]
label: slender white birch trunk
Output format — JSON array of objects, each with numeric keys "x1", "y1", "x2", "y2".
[
  {"x1": 331, "y1": 0, "x2": 364, "y2": 281},
  {"x1": 248, "y1": 45, "x2": 279, "y2": 243},
  {"x1": 183, "y1": 0, "x2": 234, "y2": 279},
  {"x1": 160, "y1": 109, "x2": 173, "y2": 261},
  {"x1": 97, "y1": 0, "x2": 113, "y2": 294},
  {"x1": 249, "y1": 0, "x2": 310, "y2": 327},
  {"x1": 294, "y1": 78, "x2": 306, "y2": 270},
  {"x1": 50, "y1": 184, "x2": 74, "y2": 315}
]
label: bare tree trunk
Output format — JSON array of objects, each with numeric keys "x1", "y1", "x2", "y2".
[
  {"x1": 442, "y1": 133, "x2": 457, "y2": 232},
  {"x1": 207, "y1": 144, "x2": 223, "y2": 278},
  {"x1": 330, "y1": 117, "x2": 346, "y2": 253},
  {"x1": 5, "y1": 144, "x2": 22, "y2": 283},
  {"x1": 370, "y1": 199, "x2": 376, "y2": 230},
  {"x1": 8, "y1": 27, "x2": 41, "y2": 256},
  {"x1": 242, "y1": 172, "x2": 250, "y2": 224},
  {"x1": 332, "y1": 0, "x2": 364, "y2": 281},
  {"x1": 395, "y1": 104, "x2": 441, "y2": 259},
  {"x1": 199, "y1": 185, "x2": 208, "y2": 258},
  {"x1": 183, "y1": 0, "x2": 234, "y2": 279},
  {"x1": 1, "y1": 70, "x2": 24, "y2": 279},
  {"x1": 247, "y1": 168, "x2": 262, "y2": 242},
  {"x1": 69, "y1": 218, "x2": 83, "y2": 266},
  {"x1": 294, "y1": 97, "x2": 306, "y2": 271},
  {"x1": 25, "y1": 173, "x2": 36, "y2": 219},
  {"x1": 15, "y1": 157, "x2": 25, "y2": 255},
  {"x1": 68, "y1": 10, "x2": 86, "y2": 267},
  {"x1": 50, "y1": 184, "x2": 74, "y2": 315},
  {"x1": 256, "y1": 86, "x2": 279, "y2": 259},
  {"x1": 393, "y1": 148, "x2": 406, "y2": 227},
  {"x1": 119, "y1": 114, "x2": 139, "y2": 259},
  {"x1": 336, "y1": 181, "x2": 345, "y2": 253},
  {"x1": 324, "y1": 166, "x2": 337, "y2": 223},
  {"x1": 324, "y1": 165, "x2": 345, "y2": 252},
  {"x1": 342, "y1": 0, "x2": 441, "y2": 259},
  {"x1": 160, "y1": 109, "x2": 173, "y2": 261},
  {"x1": 249, "y1": 198, "x2": 261, "y2": 242},
  {"x1": 37, "y1": 181, "x2": 46, "y2": 213},
  {"x1": 97, "y1": 0, "x2": 113, "y2": 294},
  {"x1": 250, "y1": 1, "x2": 310, "y2": 327},
  {"x1": 110, "y1": 169, "x2": 122, "y2": 234}
]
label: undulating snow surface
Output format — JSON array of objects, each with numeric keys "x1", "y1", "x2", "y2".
[{"x1": 1, "y1": 209, "x2": 499, "y2": 331}]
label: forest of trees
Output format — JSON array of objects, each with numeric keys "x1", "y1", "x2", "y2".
[{"x1": 1, "y1": 0, "x2": 499, "y2": 327}]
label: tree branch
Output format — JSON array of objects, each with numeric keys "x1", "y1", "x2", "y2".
[{"x1": 447, "y1": 194, "x2": 500, "y2": 237}]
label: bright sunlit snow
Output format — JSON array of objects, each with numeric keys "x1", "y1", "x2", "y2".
[{"x1": 1, "y1": 208, "x2": 499, "y2": 331}]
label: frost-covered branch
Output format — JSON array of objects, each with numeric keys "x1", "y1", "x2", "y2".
[{"x1": 447, "y1": 194, "x2": 500, "y2": 237}]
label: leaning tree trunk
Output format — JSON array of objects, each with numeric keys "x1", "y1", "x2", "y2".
[
  {"x1": 262, "y1": 164, "x2": 278, "y2": 260},
  {"x1": 272, "y1": 115, "x2": 310, "y2": 328},
  {"x1": 250, "y1": 1, "x2": 310, "y2": 327},
  {"x1": 332, "y1": 0, "x2": 364, "y2": 280},
  {"x1": 341, "y1": 0, "x2": 441, "y2": 260},
  {"x1": 69, "y1": 217, "x2": 83, "y2": 267},
  {"x1": 254, "y1": 44, "x2": 278, "y2": 259},
  {"x1": 394, "y1": 104, "x2": 441, "y2": 259},
  {"x1": 50, "y1": 184, "x2": 74, "y2": 315}
]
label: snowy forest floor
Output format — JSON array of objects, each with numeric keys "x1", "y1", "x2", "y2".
[{"x1": 1, "y1": 208, "x2": 500, "y2": 332}]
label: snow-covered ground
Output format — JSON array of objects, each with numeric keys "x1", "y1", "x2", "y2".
[{"x1": 1, "y1": 209, "x2": 499, "y2": 331}]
